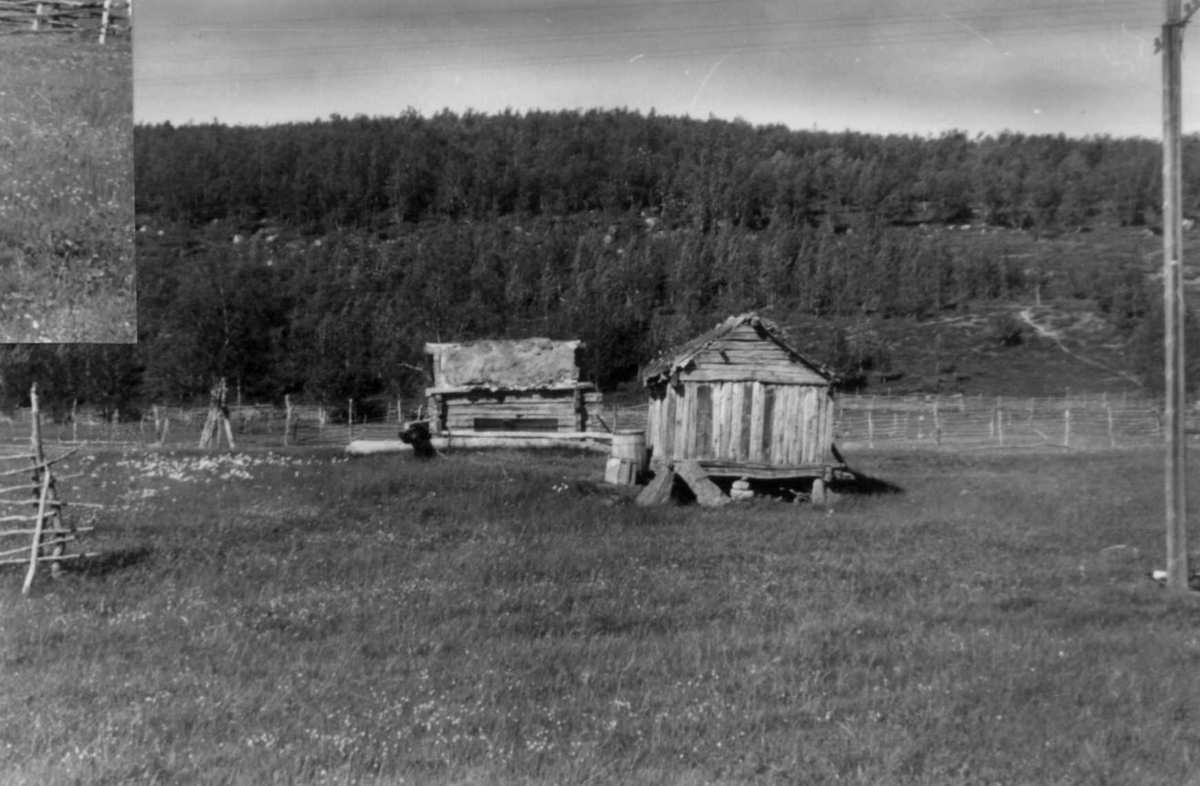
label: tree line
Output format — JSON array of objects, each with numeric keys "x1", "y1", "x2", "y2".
[{"x1": 134, "y1": 108, "x2": 1178, "y2": 232}]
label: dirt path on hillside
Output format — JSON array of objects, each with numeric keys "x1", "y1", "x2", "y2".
[{"x1": 1017, "y1": 308, "x2": 1142, "y2": 386}]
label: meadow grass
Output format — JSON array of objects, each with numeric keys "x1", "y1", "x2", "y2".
[
  {"x1": 0, "y1": 35, "x2": 134, "y2": 342},
  {"x1": 1, "y1": 446, "x2": 1199, "y2": 784}
]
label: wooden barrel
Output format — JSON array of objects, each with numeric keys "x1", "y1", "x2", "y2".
[{"x1": 611, "y1": 430, "x2": 647, "y2": 475}]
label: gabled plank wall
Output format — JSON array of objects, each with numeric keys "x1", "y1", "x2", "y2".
[{"x1": 648, "y1": 380, "x2": 832, "y2": 468}]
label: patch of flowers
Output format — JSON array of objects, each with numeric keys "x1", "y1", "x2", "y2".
[{"x1": 110, "y1": 452, "x2": 339, "y2": 484}]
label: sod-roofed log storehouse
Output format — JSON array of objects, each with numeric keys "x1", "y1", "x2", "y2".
[
  {"x1": 425, "y1": 339, "x2": 602, "y2": 433},
  {"x1": 641, "y1": 313, "x2": 842, "y2": 483}
]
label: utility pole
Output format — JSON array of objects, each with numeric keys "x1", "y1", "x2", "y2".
[{"x1": 1160, "y1": 0, "x2": 1195, "y2": 592}]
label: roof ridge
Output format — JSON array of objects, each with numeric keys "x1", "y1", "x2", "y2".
[{"x1": 642, "y1": 312, "x2": 835, "y2": 384}]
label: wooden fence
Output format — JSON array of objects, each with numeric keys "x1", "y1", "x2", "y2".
[
  {"x1": 833, "y1": 392, "x2": 1165, "y2": 450},
  {"x1": 0, "y1": 385, "x2": 101, "y2": 594},
  {"x1": 501, "y1": 393, "x2": 1172, "y2": 452},
  {"x1": 0, "y1": 0, "x2": 131, "y2": 43},
  {"x1": 0, "y1": 393, "x2": 1178, "y2": 453}
]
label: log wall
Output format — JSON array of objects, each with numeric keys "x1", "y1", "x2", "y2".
[{"x1": 436, "y1": 389, "x2": 603, "y2": 433}]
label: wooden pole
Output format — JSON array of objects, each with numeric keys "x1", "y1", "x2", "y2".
[
  {"x1": 99, "y1": 0, "x2": 112, "y2": 43},
  {"x1": 1064, "y1": 408, "x2": 1071, "y2": 448},
  {"x1": 1162, "y1": 0, "x2": 1191, "y2": 591},
  {"x1": 22, "y1": 470, "x2": 52, "y2": 595},
  {"x1": 24, "y1": 384, "x2": 64, "y2": 587},
  {"x1": 220, "y1": 379, "x2": 235, "y2": 449},
  {"x1": 933, "y1": 396, "x2": 941, "y2": 446}
]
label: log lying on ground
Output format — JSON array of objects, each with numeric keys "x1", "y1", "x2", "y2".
[{"x1": 345, "y1": 431, "x2": 612, "y2": 456}]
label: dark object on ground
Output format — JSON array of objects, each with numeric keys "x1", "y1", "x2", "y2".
[
  {"x1": 830, "y1": 467, "x2": 904, "y2": 496},
  {"x1": 399, "y1": 421, "x2": 436, "y2": 459},
  {"x1": 66, "y1": 546, "x2": 152, "y2": 578}
]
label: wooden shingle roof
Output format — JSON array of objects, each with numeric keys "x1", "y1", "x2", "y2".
[{"x1": 641, "y1": 313, "x2": 835, "y2": 386}]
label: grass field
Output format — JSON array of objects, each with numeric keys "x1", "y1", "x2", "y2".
[
  {"x1": 1, "y1": 446, "x2": 1199, "y2": 784},
  {"x1": 0, "y1": 35, "x2": 134, "y2": 342}
]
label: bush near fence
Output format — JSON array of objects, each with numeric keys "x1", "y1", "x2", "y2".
[{"x1": 0, "y1": 394, "x2": 1178, "y2": 451}]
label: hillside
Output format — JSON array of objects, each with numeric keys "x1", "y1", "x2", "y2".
[
  {"x1": 135, "y1": 215, "x2": 1174, "y2": 404},
  {"x1": 9, "y1": 108, "x2": 1197, "y2": 412}
]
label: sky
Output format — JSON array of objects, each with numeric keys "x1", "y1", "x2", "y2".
[{"x1": 134, "y1": 0, "x2": 1197, "y2": 139}]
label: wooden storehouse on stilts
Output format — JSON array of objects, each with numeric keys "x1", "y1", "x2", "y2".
[
  {"x1": 425, "y1": 339, "x2": 602, "y2": 434},
  {"x1": 641, "y1": 313, "x2": 843, "y2": 500}
]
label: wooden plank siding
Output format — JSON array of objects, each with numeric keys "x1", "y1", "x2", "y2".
[
  {"x1": 695, "y1": 385, "x2": 713, "y2": 458},
  {"x1": 676, "y1": 324, "x2": 828, "y2": 386},
  {"x1": 646, "y1": 379, "x2": 835, "y2": 475}
]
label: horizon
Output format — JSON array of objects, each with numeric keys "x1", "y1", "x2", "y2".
[
  {"x1": 134, "y1": 103, "x2": 1176, "y2": 145},
  {"x1": 134, "y1": 0, "x2": 1194, "y2": 141}
]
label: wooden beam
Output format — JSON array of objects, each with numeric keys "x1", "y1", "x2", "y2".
[
  {"x1": 636, "y1": 465, "x2": 675, "y2": 506},
  {"x1": 675, "y1": 460, "x2": 731, "y2": 507}
]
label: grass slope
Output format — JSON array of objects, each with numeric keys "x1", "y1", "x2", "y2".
[
  {"x1": 1, "y1": 447, "x2": 1198, "y2": 784},
  {"x1": 0, "y1": 35, "x2": 134, "y2": 342}
]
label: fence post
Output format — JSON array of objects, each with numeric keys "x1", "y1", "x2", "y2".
[
  {"x1": 933, "y1": 396, "x2": 941, "y2": 446},
  {"x1": 284, "y1": 395, "x2": 292, "y2": 447},
  {"x1": 349, "y1": 398, "x2": 354, "y2": 440},
  {"x1": 99, "y1": 0, "x2": 112, "y2": 43},
  {"x1": 867, "y1": 404, "x2": 874, "y2": 449},
  {"x1": 1064, "y1": 408, "x2": 1071, "y2": 448},
  {"x1": 1107, "y1": 406, "x2": 1115, "y2": 448}
]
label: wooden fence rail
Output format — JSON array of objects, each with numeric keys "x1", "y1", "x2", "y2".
[
  {"x1": 0, "y1": 384, "x2": 102, "y2": 593},
  {"x1": 0, "y1": 0, "x2": 131, "y2": 43}
]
